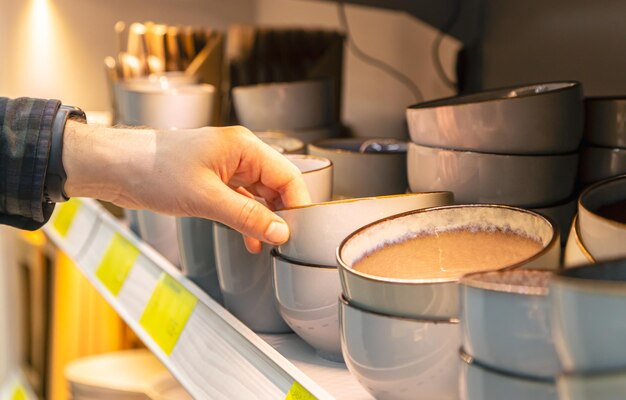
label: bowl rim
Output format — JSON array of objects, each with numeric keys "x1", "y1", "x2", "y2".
[
  {"x1": 459, "y1": 349, "x2": 556, "y2": 384},
  {"x1": 119, "y1": 82, "x2": 215, "y2": 95},
  {"x1": 585, "y1": 95, "x2": 626, "y2": 103},
  {"x1": 407, "y1": 140, "x2": 581, "y2": 158},
  {"x1": 336, "y1": 204, "x2": 560, "y2": 285},
  {"x1": 270, "y1": 248, "x2": 336, "y2": 269},
  {"x1": 571, "y1": 215, "x2": 595, "y2": 263},
  {"x1": 460, "y1": 269, "x2": 552, "y2": 296},
  {"x1": 407, "y1": 81, "x2": 580, "y2": 110},
  {"x1": 553, "y1": 258, "x2": 626, "y2": 292},
  {"x1": 579, "y1": 174, "x2": 626, "y2": 229},
  {"x1": 339, "y1": 294, "x2": 458, "y2": 324},
  {"x1": 277, "y1": 191, "x2": 452, "y2": 212},
  {"x1": 284, "y1": 154, "x2": 333, "y2": 174},
  {"x1": 308, "y1": 138, "x2": 407, "y2": 156}
]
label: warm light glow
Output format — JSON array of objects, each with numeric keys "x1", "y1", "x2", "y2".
[{"x1": 21, "y1": 0, "x2": 56, "y2": 96}]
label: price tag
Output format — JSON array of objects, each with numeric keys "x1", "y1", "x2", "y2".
[
  {"x1": 95, "y1": 233, "x2": 139, "y2": 296},
  {"x1": 140, "y1": 273, "x2": 198, "y2": 355},
  {"x1": 285, "y1": 382, "x2": 316, "y2": 400},
  {"x1": 10, "y1": 385, "x2": 27, "y2": 400},
  {"x1": 52, "y1": 198, "x2": 81, "y2": 237}
]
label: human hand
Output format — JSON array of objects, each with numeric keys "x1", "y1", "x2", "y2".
[{"x1": 63, "y1": 121, "x2": 311, "y2": 253}]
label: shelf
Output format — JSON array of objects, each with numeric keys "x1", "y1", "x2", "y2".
[{"x1": 43, "y1": 198, "x2": 372, "y2": 400}]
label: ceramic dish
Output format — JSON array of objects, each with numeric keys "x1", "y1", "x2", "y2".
[
  {"x1": 285, "y1": 154, "x2": 333, "y2": 203},
  {"x1": 340, "y1": 295, "x2": 460, "y2": 400},
  {"x1": 274, "y1": 125, "x2": 339, "y2": 144},
  {"x1": 276, "y1": 192, "x2": 453, "y2": 266},
  {"x1": 407, "y1": 142, "x2": 579, "y2": 207},
  {"x1": 308, "y1": 138, "x2": 407, "y2": 198},
  {"x1": 271, "y1": 250, "x2": 342, "y2": 362},
  {"x1": 578, "y1": 145, "x2": 626, "y2": 187},
  {"x1": 531, "y1": 198, "x2": 577, "y2": 245},
  {"x1": 551, "y1": 259, "x2": 626, "y2": 373},
  {"x1": 584, "y1": 97, "x2": 626, "y2": 148},
  {"x1": 460, "y1": 269, "x2": 560, "y2": 379},
  {"x1": 137, "y1": 211, "x2": 180, "y2": 267},
  {"x1": 563, "y1": 216, "x2": 595, "y2": 269},
  {"x1": 577, "y1": 175, "x2": 626, "y2": 261},
  {"x1": 232, "y1": 79, "x2": 331, "y2": 130},
  {"x1": 407, "y1": 81, "x2": 583, "y2": 155},
  {"x1": 255, "y1": 131, "x2": 305, "y2": 154},
  {"x1": 460, "y1": 351, "x2": 557, "y2": 400},
  {"x1": 213, "y1": 224, "x2": 290, "y2": 333},
  {"x1": 558, "y1": 369, "x2": 626, "y2": 400},
  {"x1": 337, "y1": 205, "x2": 560, "y2": 319}
]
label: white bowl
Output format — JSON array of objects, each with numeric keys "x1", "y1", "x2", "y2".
[
  {"x1": 407, "y1": 142, "x2": 579, "y2": 207},
  {"x1": 578, "y1": 146, "x2": 626, "y2": 187},
  {"x1": 213, "y1": 224, "x2": 291, "y2": 333},
  {"x1": 232, "y1": 80, "x2": 331, "y2": 130},
  {"x1": 285, "y1": 154, "x2": 333, "y2": 204},
  {"x1": 337, "y1": 205, "x2": 560, "y2": 319},
  {"x1": 563, "y1": 216, "x2": 595, "y2": 269},
  {"x1": 340, "y1": 296, "x2": 460, "y2": 400},
  {"x1": 460, "y1": 269, "x2": 560, "y2": 379},
  {"x1": 407, "y1": 81, "x2": 583, "y2": 155},
  {"x1": 551, "y1": 259, "x2": 626, "y2": 373},
  {"x1": 255, "y1": 132, "x2": 305, "y2": 154},
  {"x1": 460, "y1": 351, "x2": 557, "y2": 400},
  {"x1": 276, "y1": 192, "x2": 453, "y2": 266},
  {"x1": 558, "y1": 369, "x2": 626, "y2": 400},
  {"x1": 308, "y1": 138, "x2": 408, "y2": 198},
  {"x1": 175, "y1": 217, "x2": 223, "y2": 303},
  {"x1": 584, "y1": 97, "x2": 626, "y2": 148},
  {"x1": 137, "y1": 211, "x2": 180, "y2": 267},
  {"x1": 577, "y1": 175, "x2": 626, "y2": 261},
  {"x1": 271, "y1": 250, "x2": 342, "y2": 362},
  {"x1": 531, "y1": 198, "x2": 577, "y2": 246}
]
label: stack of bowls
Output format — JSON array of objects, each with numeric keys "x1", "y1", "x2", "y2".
[
  {"x1": 564, "y1": 175, "x2": 626, "y2": 267},
  {"x1": 273, "y1": 192, "x2": 453, "y2": 362},
  {"x1": 211, "y1": 154, "x2": 333, "y2": 333},
  {"x1": 308, "y1": 138, "x2": 408, "y2": 199},
  {"x1": 406, "y1": 82, "x2": 583, "y2": 243},
  {"x1": 459, "y1": 270, "x2": 559, "y2": 400},
  {"x1": 551, "y1": 260, "x2": 626, "y2": 400},
  {"x1": 578, "y1": 97, "x2": 626, "y2": 187},
  {"x1": 336, "y1": 205, "x2": 560, "y2": 399},
  {"x1": 232, "y1": 79, "x2": 338, "y2": 144}
]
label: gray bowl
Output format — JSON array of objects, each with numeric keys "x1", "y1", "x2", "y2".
[
  {"x1": 578, "y1": 145, "x2": 626, "y2": 187},
  {"x1": 584, "y1": 97, "x2": 626, "y2": 148},
  {"x1": 407, "y1": 82, "x2": 583, "y2": 155}
]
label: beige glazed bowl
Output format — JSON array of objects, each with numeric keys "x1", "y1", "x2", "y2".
[{"x1": 337, "y1": 205, "x2": 560, "y2": 319}]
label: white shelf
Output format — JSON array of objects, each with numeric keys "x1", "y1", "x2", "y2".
[{"x1": 44, "y1": 198, "x2": 372, "y2": 400}]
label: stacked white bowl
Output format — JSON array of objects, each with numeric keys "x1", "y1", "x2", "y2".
[
  {"x1": 406, "y1": 82, "x2": 584, "y2": 244},
  {"x1": 578, "y1": 97, "x2": 626, "y2": 187},
  {"x1": 551, "y1": 260, "x2": 626, "y2": 400},
  {"x1": 273, "y1": 192, "x2": 453, "y2": 362},
  {"x1": 232, "y1": 79, "x2": 339, "y2": 144}
]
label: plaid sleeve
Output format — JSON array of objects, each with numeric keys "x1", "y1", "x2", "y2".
[{"x1": 0, "y1": 97, "x2": 61, "y2": 230}]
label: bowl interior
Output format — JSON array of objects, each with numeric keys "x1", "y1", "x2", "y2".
[{"x1": 580, "y1": 175, "x2": 626, "y2": 223}]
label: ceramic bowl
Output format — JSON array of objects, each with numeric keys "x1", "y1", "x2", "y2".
[
  {"x1": 274, "y1": 125, "x2": 339, "y2": 144},
  {"x1": 577, "y1": 175, "x2": 626, "y2": 261},
  {"x1": 277, "y1": 192, "x2": 453, "y2": 266},
  {"x1": 558, "y1": 369, "x2": 626, "y2": 400},
  {"x1": 584, "y1": 97, "x2": 626, "y2": 148},
  {"x1": 284, "y1": 154, "x2": 333, "y2": 203},
  {"x1": 175, "y1": 217, "x2": 223, "y2": 303},
  {"x1": 578, "y1": 146, "x2": 626, "y2": 187},
  {"x1": 254, "y1": 131, "x2": 305, "y2": 154},
  {"x1": 551, "y1": 259, "x2": 626, "y2": 373},
  {"x1": 213, "y1": 224, "x2": 291, "y2": 333},
  {"x1": 407, "y1": 142, "x2": 579, "y2": 207},
  {"x1": 116, "y1": 83, "x2": 215, "y2": 129},
  {"x1": 460, "y1": 269, "x2": 560, "y2": 379},
  {"x1": 137, "y1": 211, "x2": 180, "y2": 267},
  {"x1": 232, "y1": 80, "x2": 331, "y2": 130},
  {"x1": 563, "y1": 216, "x2": 595, "y2": 269},
  {"x1": 340, "y1": 296, "x2": 460, "y2": 400},
  {"x1": 337, "y1": 205, "x2": 560, "y2": 319},
  {"x1": 531, "y1": 198, "x2": 577, "y2": 246},
  {"x1": 460, "y1": 351, "x2": 557, "y2": 400},
  {"x1": 407, "y1": 81, "x2": 583, "y2": 155},
  {"x1": 271, "y1": 250, "x2": 342, "y2": 362},
  {"x1": 308, "y1": 138, "x2": 407, "y2": 198}
]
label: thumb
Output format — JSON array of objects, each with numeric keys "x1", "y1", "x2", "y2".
[{"x1": 211, "y1": 185, "x2": 290, "y2": 245}]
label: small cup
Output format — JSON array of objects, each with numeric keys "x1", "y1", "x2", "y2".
[
  {"x1": 551, "y1": 259, "x2": 626, "y2": 373},
  {"x1": 558, "y1": 369, "x2": 626, "y2": 400},
  {"x1": 284, "y1": 154, "x2": 333, "y2": 204},
  {"x1": 460, "y1": 269, "x2": 560, "y2": 379},
  {"x1": 460, "y1": 351, "x2": 557, "y2": 400},
  {"x1": 271, "y1": 250, "x2": 342, "y2": 362},
  {"x1": 340, "y1": 295, "x2": 460, "y2": 400}
]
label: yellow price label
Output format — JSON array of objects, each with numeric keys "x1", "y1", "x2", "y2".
[
  {"x1": 52, "y1": 198, "x2": 81, "y2": 237},
  {"x1": 10, "y1": 385, "x2": 27, "y2": 400},
  {"x1": 95, "y1": 233, "x2": 139, "y2": 296},
  {"x1": 140, "y1": 273, "x2": 198, "y2": 355},
  {"x1": 286, "y1": 381, "x2": 316, "y2": 400}
]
